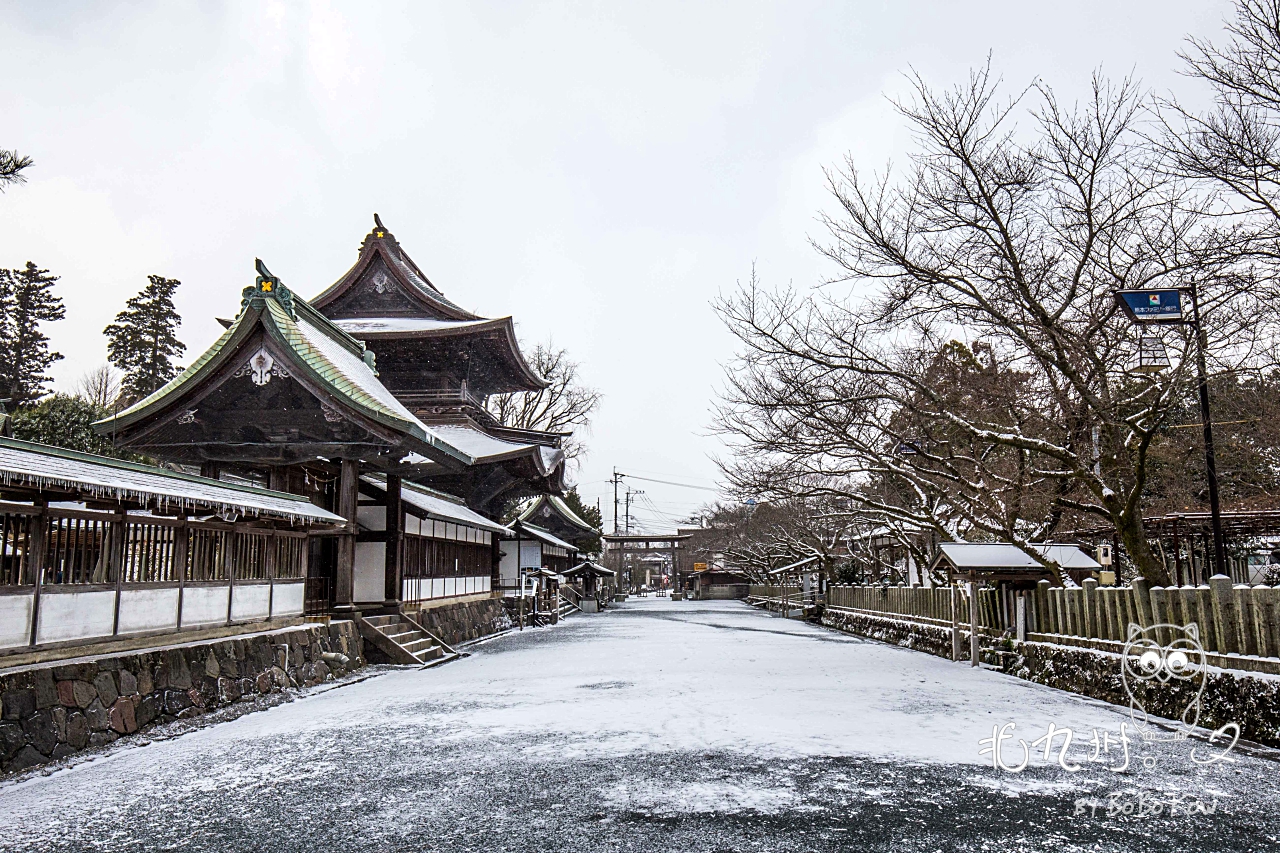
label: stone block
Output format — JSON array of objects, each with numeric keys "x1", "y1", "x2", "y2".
[
  {"x1": 109, "y1": 698, "x2": 138, "y2": 734},
  {"x1": 255, "y1": 672, "x2": 272, "y2": 694},
  {"x1": 164, "y1": 650, "x2": 192, "y2": 689},
  {"x1": 204, "y1": 651, "x2": 220, "y2": 679},
  {"x1": 88, "y1": 730, "x2": 118, "y2": 747},
  {"x1": 84, "y1": 699, "x2": 110, "y2": 732},
  {"x1": 50, "y1": 743, "x2": 76, "y2": 760},
  {"x1": 0, "y1": 721, "x2": 26, "y2": 760},
  {"x1": 22, "y1": 710, "x2": 58, "y2": 755},
  {"x1": 135, "y1": 695, "x2": 158, "y2": 729},
  {"x1": 217, "y1": 677, "x2": 241, "y2": 704},
  {"x1": 1, "y1": 688, "x2": 35, "y2": 720},
  {"x1": 65, "y1": 712, "x2": 89, "y2": 748},
  {"x1": 33, "y1": 670, "x2": 58, "y2": 710},
  {"x1": 52, "y1": 706, "x2": 67, "y2": 742},
  {"x1": 72, "y1": 680, "x2": 97, "y2": 709},
  {"x1": 137, "y1": 664, "x2": 154, "y2": 696},
  {"x1": 118, "y1": 669, "x2": 138, "y2": 697},
  {"x1": 188, "y1": 686, "x2": 207, "y2": 709},
  {"x1": 51, "y1": 663, "x2": 94, "y2": 682},
  {"x1": 163, "y1": 689, "x2": 191, "y2": 715},
  {"x1": 56, "y1": 680, "x2": 76, "y2": 707},
  {"x1": 6, "y1": 744, "x2": 48, "y2": 771},
  {"x1": 93, "y1": 672, "x2": 119, "y2": 708}
]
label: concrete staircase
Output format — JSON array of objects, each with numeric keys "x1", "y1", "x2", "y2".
[{"x1": 357, "y1": 613, "x2": 460, "y2": 667}]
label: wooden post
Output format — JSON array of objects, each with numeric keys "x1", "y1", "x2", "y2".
[
  {"x1": 951, "y1": 584, "x2": 961, "y2": 661},
  {"x1": 334, "y1": 459, "x2": 359, "y2": 611},
  {"x1": 969, "y1": 577, "x2": 980, "y2": 667},
  {"x1": 224, "y1": 523, "x2": 236, "y2": 625},
  {"x1": 1082, "y1": 577, "x2": 1098, "y2": 640},
  {"x1": 1016, "y1": 592, "x2": 1026, "y2": 643},
  {"x1": 384, "y1": 474, "x2": 402, "y2": 606},
  {"x1": 1208, "y1": 573, "x2": 1239, "y2": 655},
  {"x1": 27, "y1": 504, "x2": 48, "y2": 648},
  {"x1": 111, "y1": 510, "x2": 127, "y2": 636},
  {"x1": 174, "y1": 514, "x2": 189, "y2": 630}
]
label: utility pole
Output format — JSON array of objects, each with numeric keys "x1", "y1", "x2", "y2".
[
  {"x1": 610, "y1": 468, "x2": 626, "y2": 535},
  {"x1": 1189, "y1": 282, "x2": 1228, "y2": 579},
  {"x1": 624, "y1": 487, "x2": 644, "y2": 534}
]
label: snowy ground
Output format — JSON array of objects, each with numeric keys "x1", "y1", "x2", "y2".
[{"x1": 3, "y1": 598, "x2": 1278, "y2": 852}]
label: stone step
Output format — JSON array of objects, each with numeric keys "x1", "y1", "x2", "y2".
[
  {"x1": 386, "y1": 628, "x2": 425, "y2": 644},
  {"x1": 363, "y1": 614, "x2": 400, "y2": 628},
  {"x1": 401, "y1": 637, "x2": 437, "y2": 655},
  {"x1": 413, "y1": 645, "x2": 444, "y2": 663}
]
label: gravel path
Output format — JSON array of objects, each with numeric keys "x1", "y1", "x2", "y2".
[{"x1": 3, "y1": 598, "x2": 1277, "y2": 852}]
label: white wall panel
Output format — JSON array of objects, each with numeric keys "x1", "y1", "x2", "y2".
[
  {"x1": 117, "y1": 587, "x2": 179, "y2": 634},
  {"x1": 272, "y1": 581, "x2": 304, "y2": 616},
  {"x1": 231, "y1": 583, "x2": 271, "y2": 621},
  {"x1": 36, "y1": 590, "x2": 116, "y2": 644},
  {"x1": 182, "y1": 585, "x2": 230, "y2": 626},
  {"x1": 0, "y1": 594, "x2": 33, "y2": 649},
  {"x1": 354, "y1": 542, "x2": 385, "y2": 603}
]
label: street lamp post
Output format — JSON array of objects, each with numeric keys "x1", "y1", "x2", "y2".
[{"x1": 1115, "y1": 285, "x2": 1228, "y2": 579}]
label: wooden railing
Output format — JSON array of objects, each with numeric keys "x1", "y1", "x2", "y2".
[
  {"x1": 0, "y1": 501, "x2": 309, "y2": 652},
  {"x1": 824, "y1": 579, "x2": 1280, "y2": 673}
]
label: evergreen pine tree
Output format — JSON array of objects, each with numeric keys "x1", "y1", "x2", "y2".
[
  {"x1": 105, "y1": 275, "x2": 186, "y2": 403},
  {"x1": 0, "y1": 262, "x2": 65, "y2": 405}
]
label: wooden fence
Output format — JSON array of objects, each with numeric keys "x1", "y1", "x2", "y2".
[
  {"x1": 823, "y1": 579, "x2": 1280, "y2": 674},
  {"x1": 1, "y1": 501, "x2": 310, "y2": 652}
]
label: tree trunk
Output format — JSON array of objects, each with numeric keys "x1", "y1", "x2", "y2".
[{"x1": 1114, "y1": 510, "x2": 1171, "y2": 587}]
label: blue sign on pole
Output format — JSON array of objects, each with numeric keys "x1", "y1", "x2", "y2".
[{"x1": 1115, "y1": 289, "x2": 1184, "y2": 324}]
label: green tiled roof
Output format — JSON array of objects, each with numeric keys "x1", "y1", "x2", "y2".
[{"x1": 93, "y1": 273, "x2": 470, "y2": 466}]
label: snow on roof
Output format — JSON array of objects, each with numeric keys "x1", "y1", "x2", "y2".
[
  {"x1": 361, "y1": 476, "x2": 512, "y2": 535},
  {"x1": 333, "y1": 317, "x2": 493, "y2": 335},
  {"x1": 512, "y1": 522, "x2": 578, "y2": 552},
  {"x1": 291, "y1": 308, "x2": 430, "y2": 428},
  {"x1": 935, "y1": 542, "x2": 1100, "y2": 571},
  {"x1": 429, "y1": 425, "x2": 565, "y2": 473},
  {"x1": 0, "y1": 438, "x2": 343, "y2": 524},
  {"x1": 518, "y1": 494, "x2": 598, "y2": 535},
  {"x1": 563, "y1": 560, "x2": 615, "y2": 577}
]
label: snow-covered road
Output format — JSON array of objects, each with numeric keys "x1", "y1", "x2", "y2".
[{"x1": 3, "y1": 598, "x2": 1277, "y2": 852}]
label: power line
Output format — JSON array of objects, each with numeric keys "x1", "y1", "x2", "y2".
[{"x1": 622, "y1": 473, "x2": 721, "y2": 492}]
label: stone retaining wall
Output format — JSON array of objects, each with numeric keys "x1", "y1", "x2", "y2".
[
  {"x1": 818, "y1": 606, "x2": 1280, "y2": 749},
  {"x1": 0, "y1": 621, "x2": 363, "y2": 775},
  {"x1": 406, "y1": 596, "x2": 512, "y2": 647}
]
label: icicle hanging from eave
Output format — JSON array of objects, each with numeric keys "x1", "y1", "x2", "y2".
[{"x1": 0, "y1": 468, "x2": 324, "y2": 524}]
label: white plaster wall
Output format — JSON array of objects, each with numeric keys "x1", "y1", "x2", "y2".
[
  {"x1": 117, "y1": 587, "x2": 179, "y2": 634},
  {"x1": 0, "y1": 594, "x2": 33, "y2": 649},
  {"x1": 499, "y1": 547, "x2": 519, "y2": 584},
  {"x1": 354, "y1": 542, "x2": 386, "y2": 603},
  {"x1": 36, "y1": 590, "x2": 116, "y2": 645},
  {"x1": 231, "y1": 583, "x2": 271, "y2": 621},
  {"x1": 272, "y1": 581, "x2": 304, "y2": 616},
  {"x1": 182, "y1": 585, "x2": 230, "y2": 626}
]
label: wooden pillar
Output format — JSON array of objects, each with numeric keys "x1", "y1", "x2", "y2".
[
  {"x1": 174, "y1": 513, "x2": 189, "y2": 630},
  {"x1": 334, "y1": 459, "x2": 359, "y2": 611},
  {"x1": 111, "y1": 509, "x2": 128, "y2": 635},
  {"x1": 1016, "y1": 592, "x2": 1026, "y2": 643},
  {"x1": 384, "y1": 474, "x2": 402, "y2": 606},
  {"x1": 969, "y1": 577, "x2": 980, "y2": 667},
  {"x1": 27, "y1": 503, "x2": 48, "y2": 647},
  {"x1": 950, "y1": 583, "x2": 961, "y2": 661}
]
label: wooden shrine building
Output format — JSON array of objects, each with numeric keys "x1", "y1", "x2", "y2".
[
  {"x1": 517, "y1": 494, "x2": 601, "y2": 555},
  {"x1": 95, "y1": 217, "x2": 568, "y2": 620}
]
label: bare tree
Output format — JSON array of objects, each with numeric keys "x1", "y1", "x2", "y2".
[
  {"x1": 76, "y1": 364, "x2": 122, "y2": 411},
  {"x1": 718, "y1": 65, "x2": 1270, "y2": 585},
  {"x1": 1160, "y1": 0, "x2": 1280, "y2": 234},
  {"x1": 487, "y1": 342, "x2": 602, "y2": 461}
]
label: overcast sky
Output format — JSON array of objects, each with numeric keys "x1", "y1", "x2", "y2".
[{"x1": 0, "y1": 0, "x2": 1234, "y2": 530}]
